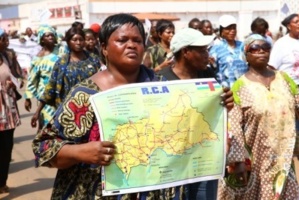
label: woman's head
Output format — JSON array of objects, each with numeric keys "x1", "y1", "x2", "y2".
[
  {"x1": 251, "y1": 17, "x2": 269, "y2": 36},
  {"x1": 188, "y1": 18, "x2": 201, "y2": 31},
  {"x1": 84, "y1": 29, "x2": 97, "y2": 51},
  {"x1": 200, "y1": 19, "x2": 213, "y2": 35},
  {"x1": 171, "y1": 28, "x2": 214, "y2": 71},
  {"x1": 65, "y1": 27, "x2": 85, "y2": 52},
  {"x1": 244, "y1": 34, "x2": 271, "y2": 67},
  {"x1": 71, "y1": 21, "x2": 84, "y2": 30},
  {"x1": 99, "y1": 13, "x2": 145, "y2": 71},
  {"x1": 155, "y1": 19, "x2": 175, "y2": 43},
  {"x1": 37, "y1": 24, "x2": 57, "y2": 46},
  {"x1": 281, "y1": 14, "x2": 299, "y2": 37},
  {"x1": 219, "y1": 15, "x2": 237, "y2": 41}
]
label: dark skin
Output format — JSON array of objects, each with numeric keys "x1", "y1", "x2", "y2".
[
  {"x1": 24, "y1": 32, "x2": 57, "y2": 113},
  {"x1": 31, "y1": 34, "x2": 87, "y2": 129},
  {"x1": 200, "y1": 21, "x2": 213, "y2": 35},
  {"x1": 1, "y1": 35, "x2": 24, "y2": 90},
  {"x1": 153, "y1": 27, "x2": 175, "y2": 72},
  {"x1": 230, "y1": 40, "x2": 274, "y2": 186},
  {"x1": 189, "y1": 21, "x2": 202, "y2": 31},
  {"x1": 49, "y1": 23, "x2": 144, "y2": 169},
  {"x1": 221, "y1": 24, "x2": 237, "y2": 48},
  {"x1": 287, "y1": 15, "x2": 299, "y2": 39},
  {"x1": 148, "y1": 20, "x2": 159, "y2": 45},
  {"x1": 172, "y1": 45, "x2": 233, "y2": 110}
]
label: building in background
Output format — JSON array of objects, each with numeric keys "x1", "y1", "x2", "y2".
[{"x1": 1, "y1": 0, "x2": 299, "y2": 40}]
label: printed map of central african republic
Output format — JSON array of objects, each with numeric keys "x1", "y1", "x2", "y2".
[
  {"x1": 113, "y1": 91, "x2": 218, "y2": 178},
  {"x1": 90, "y1": 79, "x2": 226, "y2": 196}
]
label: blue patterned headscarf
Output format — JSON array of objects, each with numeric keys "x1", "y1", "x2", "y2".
[{"x1": 37, "y1": 24, "x2": 57, "y2": 44}]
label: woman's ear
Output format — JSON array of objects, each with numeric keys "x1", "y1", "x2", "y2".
[
  {"x1": 101, "y1": 42, "x2": 108, "y2": 57},
  {"x1": 182, "y1": 48, "x2": 189, "y2": 58}
]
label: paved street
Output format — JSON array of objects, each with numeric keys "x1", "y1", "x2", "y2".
[{"x1": 0, "y1": 87, "x2": 56, "y2": 200}]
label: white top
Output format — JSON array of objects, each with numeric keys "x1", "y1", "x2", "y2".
[{"x1": 269, "y1": 34, "x2": 299, "y2": 85}]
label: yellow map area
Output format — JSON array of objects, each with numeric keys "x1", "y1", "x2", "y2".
[{"x1": 113, "y1": 91, "x2": 218, "y2": 178}]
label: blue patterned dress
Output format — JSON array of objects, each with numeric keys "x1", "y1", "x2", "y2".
[
  {"x1": 209, "y1": 39, "x2": 248, "y2": 88},
  {"x1": 24, "y1": 52, "x2": 59, "y2": 127},
  {"x1": 40, "y1": 51, "x2": 100, "y2": 109}
]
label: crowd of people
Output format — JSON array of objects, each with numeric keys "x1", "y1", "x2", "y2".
[{"x1": 0, "y1": 12, "x2": 299, "y2": 200}]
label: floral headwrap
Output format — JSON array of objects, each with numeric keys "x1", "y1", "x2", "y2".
[
  {"x1": 244, "y1": 34, "x2": 267, "y2": 53},
  {"x1": 37, "y1": 24, "x2": 57, "y2": 44}
]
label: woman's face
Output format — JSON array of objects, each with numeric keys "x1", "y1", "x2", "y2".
[
  {"x1": 201, "y1": 21, "x2": 213, "y2": 35},
  {"x1": 246, "y1": 40, "x2": 271, "y2": 67},
  {"x1": 185, "y1": 46, "x2": 210, "y2": 70},
  {"x1": 85, "y1": 32, "x2": 97, "y2": 51},
  {"x1": 221, "y1": 24, "x2": 237, "y2": 41},
  {"x1": 103, "y1": 24, "x2": 144, "y2": 72},
  {"x1": 68, "y1": 34, "x2": 85, "y2": 52},
  {"x1": 42, "y1": 32, "x2": 56, "y2": 46},
  {"x1": 159, "y1": 27, "x2": 174, "y2": 45},
  {"x1": 288, "y1": 16, "x2": 299, "y2": 36},
  {"x1": 190, "y1": 21, "x2": 201, "y2": 31}
]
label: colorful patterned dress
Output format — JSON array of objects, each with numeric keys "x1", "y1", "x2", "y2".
[
  {"x1": 32, "y1": 66, "x2": 184, "y2": 200},
  {"x1": 40, "y1": 51, "x2": 100, "y2": 109},
  {"x1": 218, "y1": 72, "x2": 299, "y2": 200},
  {"x1": 24, "y1": 53, "x2": 59, "y2": 127},
  {"x1": 0, "y1": 55, "x2": 21, "y2": 130}
]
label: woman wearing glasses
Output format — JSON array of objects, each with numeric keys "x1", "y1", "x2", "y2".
[{"x1": 218, "y1": 34, "x2": 299, "y2": 199}]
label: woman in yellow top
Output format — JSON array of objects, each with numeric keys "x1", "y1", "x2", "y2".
[{"x1": 219, "y1": 34, "x2": 299, "y2": 199}]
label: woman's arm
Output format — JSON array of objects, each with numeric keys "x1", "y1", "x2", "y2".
[{"x1": 49, "y1": 141, "x2": 116, "y2": 169}]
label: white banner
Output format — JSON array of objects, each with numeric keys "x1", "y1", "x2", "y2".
[{"x1": 8, "y1": 39, "x2": 41, "y2": 69}]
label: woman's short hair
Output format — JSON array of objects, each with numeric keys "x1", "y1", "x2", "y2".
[
  {"x1": 188, "y1": 18, "x2": 201, "y2": 28},
  {"x1": 251, "y1": 17, "x2": 269, "y2": 32},
  {"x1": 65, "y1": 27, "x2": 85, "y2": 44},
  {"x1": 99, "y1": 13, "x2": 145, "y2": 64},
  {"x1": 71, "y1": 21, "x2": 84, "y2": 29},
  {"x1": 281, "y1": 13, "x2": 299, "y2": 33},
  {"x1": 155, "y1": 19, "x2": 175, "y2": 36},
  {"x1": 99, "y1": 13, "x2": 145, "y2": 46},
  {"x1": 84, "y1": 28, "x2": 96, "y2": 38}
]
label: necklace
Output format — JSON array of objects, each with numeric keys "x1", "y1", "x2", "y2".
[{"x1": 249, "y1": 70, "x2": 273, "y2": 90}]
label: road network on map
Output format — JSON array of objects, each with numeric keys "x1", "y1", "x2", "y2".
[{"x1": 112, "y1": 91, "x2": 218, "y2": 178}]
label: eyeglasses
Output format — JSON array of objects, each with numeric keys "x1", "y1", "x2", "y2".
[{"x1": 247, "y1": 43, "x2": 271, "y2": 54}]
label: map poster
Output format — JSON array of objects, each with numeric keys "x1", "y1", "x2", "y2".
[{"x1": 90, "y1": 78, "x2": 227, "y2": 196}]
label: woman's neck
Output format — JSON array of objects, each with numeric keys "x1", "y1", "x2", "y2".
[
  {"x1": 248, "y1": 65, "x2": 272, "y2": 76},
  {"x1": 226, "y1": 39, "x2": 235, "y2": 48},
  {"x1": 41, "y1": 45, "x2": 55, "y2": 55},
  {"x1": 93, "y1": 66, "x2": 140, "y2": 91},
  {"x1": 159, "y1": 41, "x2": 170, "y2": 52},
  {"x1": 70, "y1": 51, "x2": 86, "y2": 61},
  {"x1": 289, "y1": 32, "x2": 299, "y2": 39},
  {"x1": 172, "y1": 62, "x2": 198, "y2": 79}
]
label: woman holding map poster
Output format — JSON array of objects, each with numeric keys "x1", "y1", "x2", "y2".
[
  {"x1": 32, "y1": 14, "x2": 233, "y2": 199},
  {"x1": 218, "y1": 34, "x2": 299, "y2": 199}
]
